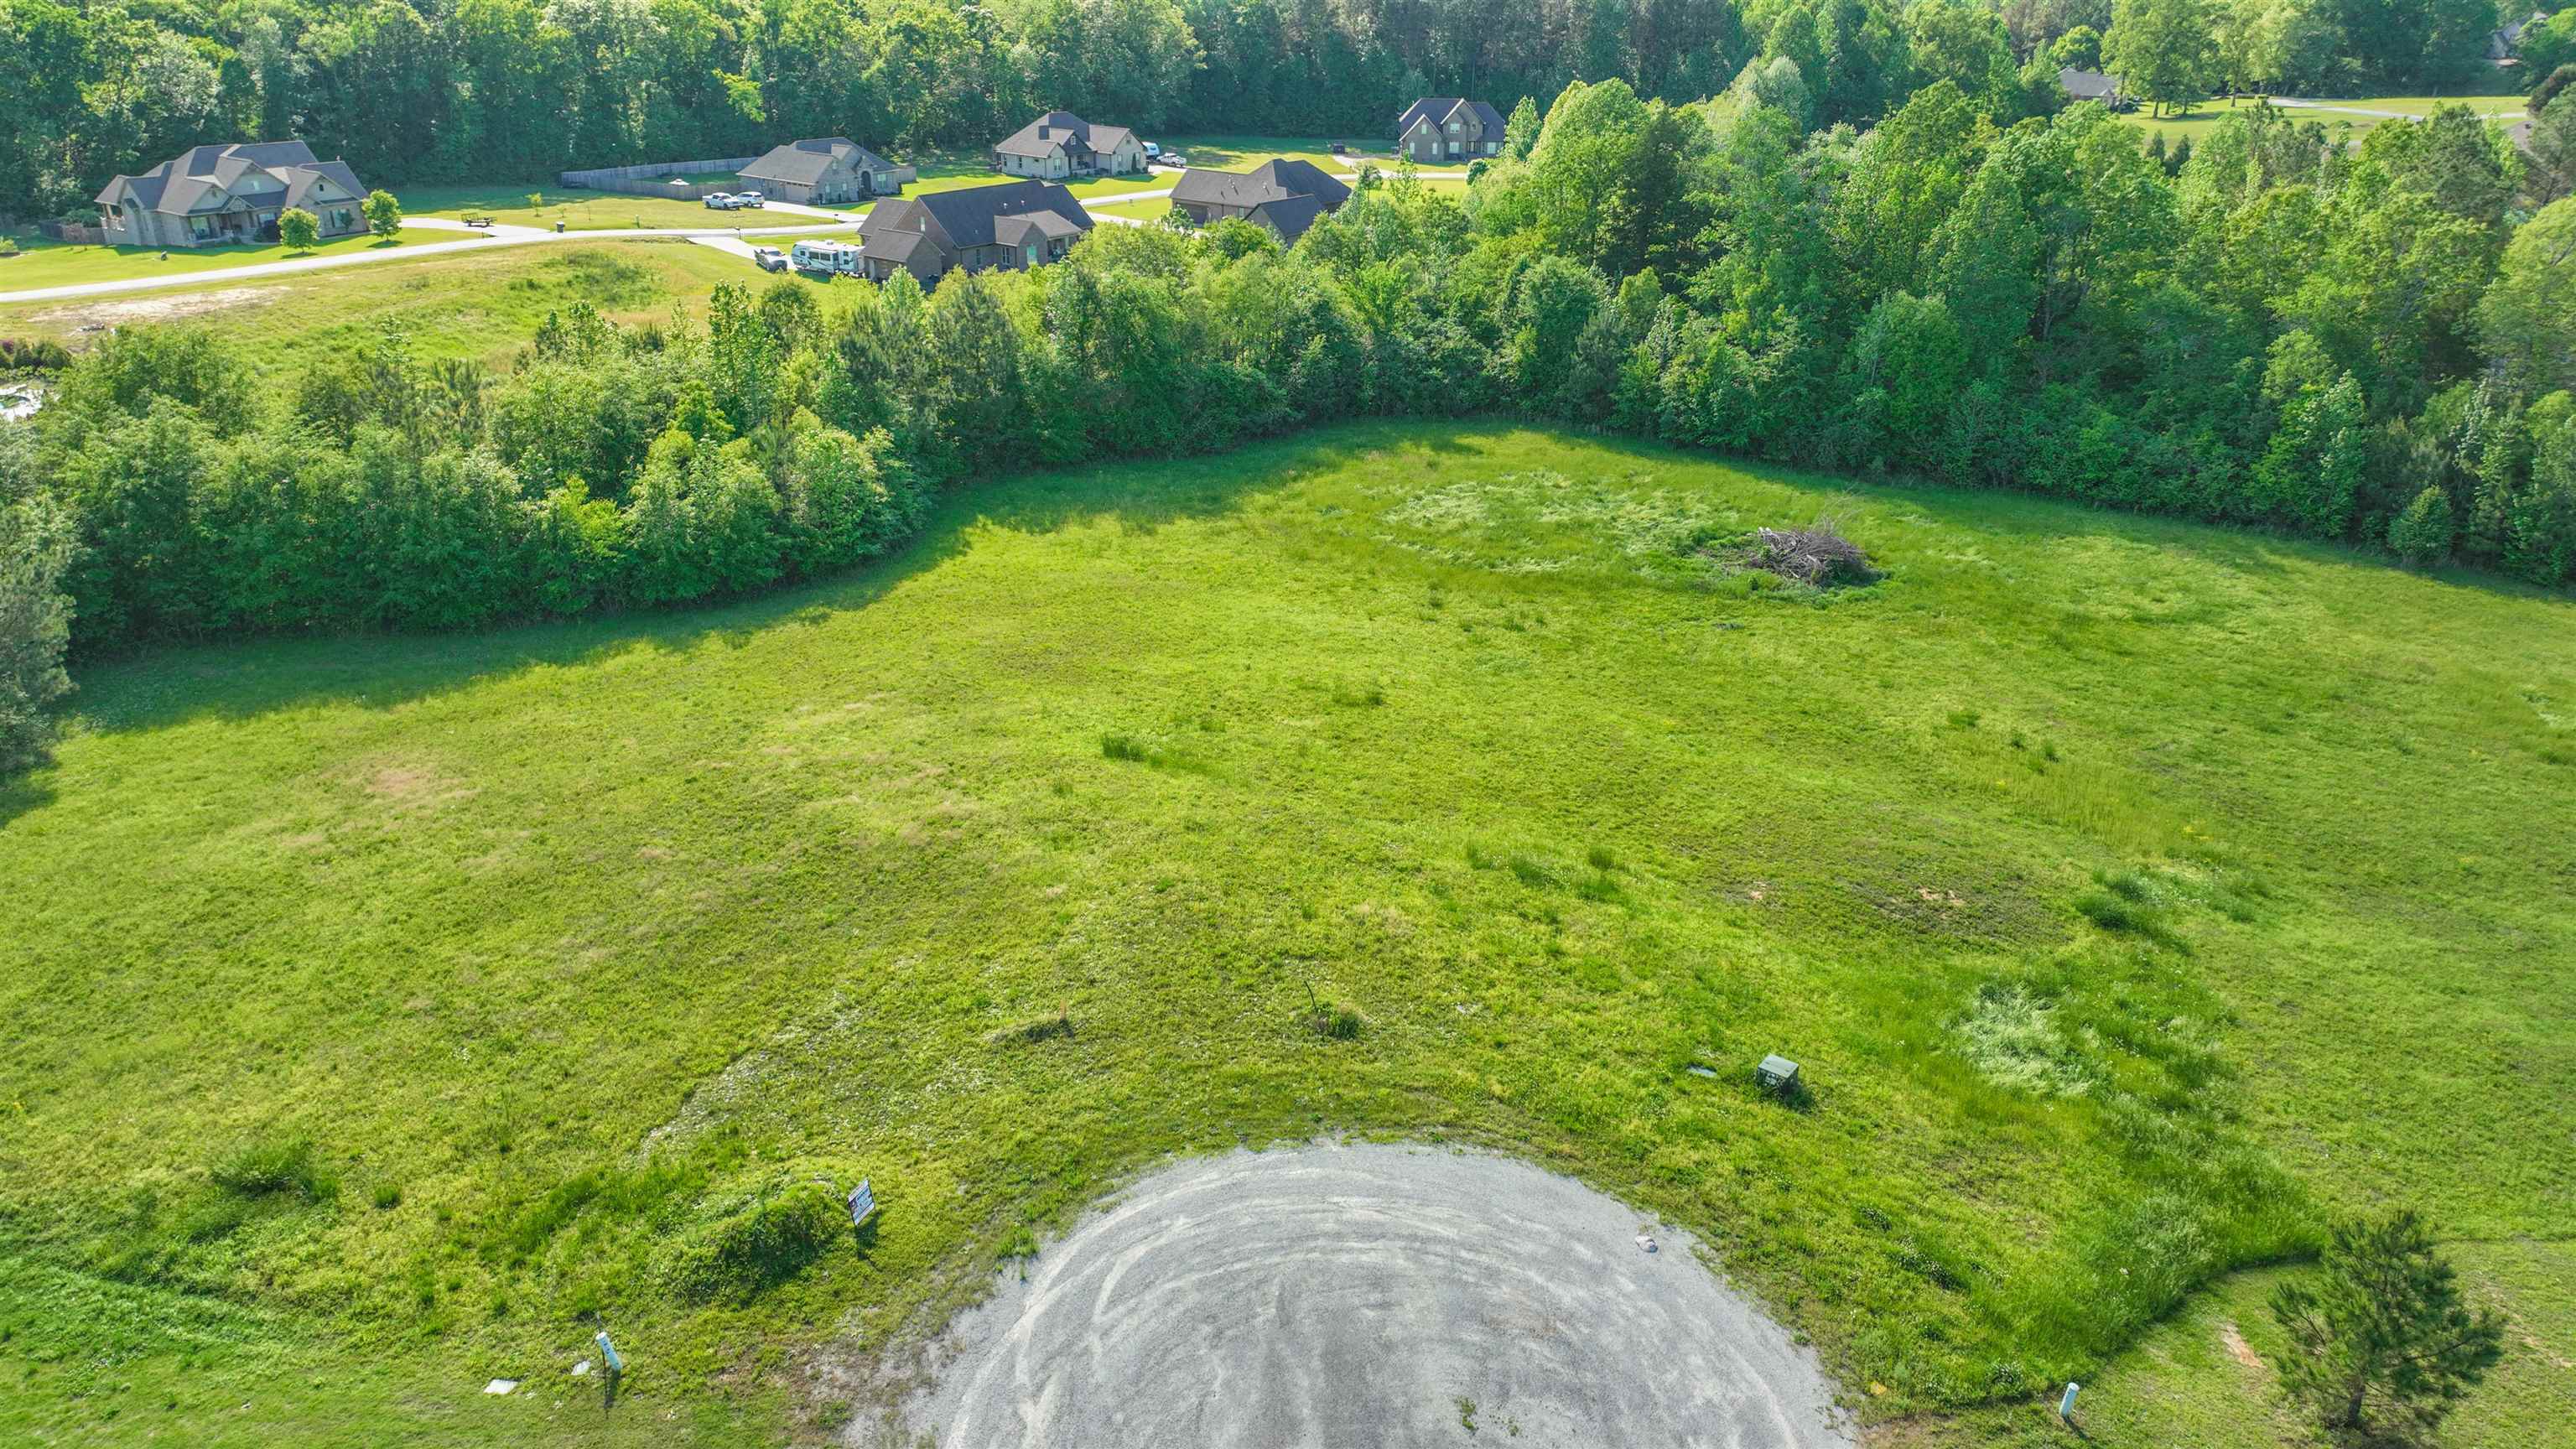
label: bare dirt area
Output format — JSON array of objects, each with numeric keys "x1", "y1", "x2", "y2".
[
  {"x1": 842, "y1": 1141, "x2": 1852, "y2": 1449},
  {"x1": 34, "y1": 285, "x2": 283, "y2": 331}
]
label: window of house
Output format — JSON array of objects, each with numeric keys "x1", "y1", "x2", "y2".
[
  {"x1": 331, "y1": 208, "x2": 353, "y2": 230},
  {"x1": 1448, "y1": 121, "x2": 1460, "y2": 133}
]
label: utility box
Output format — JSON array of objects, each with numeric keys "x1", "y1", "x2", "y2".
[{"x1": 1757, "y1": 1054, "x2": 1801, "y2": 1093}]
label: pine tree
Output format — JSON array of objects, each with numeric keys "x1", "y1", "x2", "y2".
[{"x1": 2270, "y1": 1209, "x2": 2503, "y2": 1440}]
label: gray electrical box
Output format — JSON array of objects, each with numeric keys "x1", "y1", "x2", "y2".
[{"x1": 1757, "y1": 1054, "x2": 1800, "y2": 1093}]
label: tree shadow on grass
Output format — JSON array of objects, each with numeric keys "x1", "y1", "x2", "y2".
[{"x1": 60, "y1": 425, "x2": 1409, "y2": 741}]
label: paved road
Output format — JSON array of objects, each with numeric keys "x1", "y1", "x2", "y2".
[{"x1": 878, "y1": 1142, "x2": 1850, "y2": 1449}]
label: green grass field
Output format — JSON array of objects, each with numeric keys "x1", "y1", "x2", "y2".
[
  {"x1": 2119, "y1": 91, "x2": 2532, "y2": 146},
  {"x1": 2, "y1": 422, "x2": 2570, "y2": 1446},
  {"x1": 0, "y1": 226, "x2": 439, "y2": 293},
  {"x1": 0, "y1": 242, "x2": 792, "y2": 371}
]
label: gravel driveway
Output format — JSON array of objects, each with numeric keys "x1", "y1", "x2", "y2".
[{"x1": 877, "y1": 1142, "x2": 1851, "y2": 1449}]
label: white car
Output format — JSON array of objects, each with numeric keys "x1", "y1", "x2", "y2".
[
  {"x1": 703, "y1": 192, "x2": 739, "y2": 210},
  {"x1": 735, "y1": 191, "x2": 766, "y2": 209},
  {"x1": 751, "y1": 247, "x2": 787, "y2": 273}
]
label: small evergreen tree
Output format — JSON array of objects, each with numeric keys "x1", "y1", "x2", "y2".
[
  {"x1": 2387, "y1": 486, "x2": 2454, "y2": 566},
  {"x1": 277, "y1": 207, "x2": 319, "y2": 250},
  {"x1": 2270, "y1": 1209, "x2": 2503, "y2": 1441}
]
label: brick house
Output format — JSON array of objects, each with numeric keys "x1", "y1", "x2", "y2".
[
  {"x1": 992, "y1": 112, "x2": 1146, "y2": 179},
  {"x1": 856, "y1": 180, "x2": 1093, "y2": 285}
]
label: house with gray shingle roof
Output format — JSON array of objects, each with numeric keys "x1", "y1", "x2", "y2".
[
  {"x1": 1394, "y1": 98, "x2": 1507, "y2": 164},
  {"x1": 739, "y1": 138, "x2": 908, "y2": 205},
  {"x1": 992, "y1": 112, "x2": 1145, "y2": 180},
  {"x1": 855, "y1": 179, "x2": 1094, "y2": 284},
  {"x1": 1170, "y1": 159, "x2": 1351, "y2": 245},
  {"x1": 95, "y1": 141, "x2": 369, "y2": 249}
]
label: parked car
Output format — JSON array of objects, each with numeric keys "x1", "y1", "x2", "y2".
[
  {"x1": 751, "y1": 246, "x2": 787, "y2": 273},
  {"x1": 1330, "y1": 141, "x2": 1348, "y2": 154},
  {"x1": 703, "y1": 192, "x2": 739, "y2": 210},
  {"x1": 1159, "y1": 153, "x2": 1187, "y2": 169},
  {"x1": 735, "y1": 191, "x2": 765, "y2": 209}
]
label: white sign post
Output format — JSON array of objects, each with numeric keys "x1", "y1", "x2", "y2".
[{"x1": 2059, "y1": 1382, "x2": 2080, "y2": 1420}]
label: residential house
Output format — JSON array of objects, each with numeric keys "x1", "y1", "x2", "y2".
[
  {"x1": 856, "y1": 180, "x2": 1093, "y2": 285},
  {"x1": 738, "y1": 138, "x2": 907, "y2": 205},
  {"x1": 95, "y1": 141, "x2": 368, "y2": 248},
  {"x1": 992, "y1": 112, "x2": 1145, "y2": 179},
  {"x1": 1170, "y1": 158, "x2": 1352, "y2": 246},
  {"x1": 1394, "y1": 98, "x2": 1506, "y2": 163},
  {"x1": 2490, "y1": 9, "x2": 2552, "y2": 63},
  {"x1": 2057, "y1": 68, "x2": 2127, "y2": 106}
]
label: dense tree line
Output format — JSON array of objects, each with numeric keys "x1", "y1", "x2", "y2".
[
  {"x1": 10, "y1": 58, "x2": 2576, "y2": 769},
  {"x1": 0, "y1": 0, "x2": 2516, "y2": 222}
]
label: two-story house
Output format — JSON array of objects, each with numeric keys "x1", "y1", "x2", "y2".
[
  {"x1": 1394, "y1": 99, "x2": 1507, "y2": 163},
  {"x1": 855, "y1": 180, "x2": 1094, "y2": 285},
  {"x1": 992, "y1": 112, "x2": 1146, "y2": 179},
  {"x1": 94, "y1": 141, "x2": 369, "y2": 248}
]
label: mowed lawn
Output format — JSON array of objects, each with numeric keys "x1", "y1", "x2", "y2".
[
  {"x1": 0, "y1": 225, "x2": 437, "y2": 293},
  {"x1": 0, "y1": 242, "x2": 795, "y2": 371},
  {"x1": 2119, "y1": 91, "x2": 2532, "y2": 146},
  {"x1": 2, "y1": 423, "x2": 2570, "y2": 1446}
]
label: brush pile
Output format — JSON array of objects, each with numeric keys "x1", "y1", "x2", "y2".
[{"x1": 1742, "y1": 520, "x2": 1879, "y2": 587}]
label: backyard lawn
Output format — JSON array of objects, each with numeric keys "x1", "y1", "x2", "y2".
[
  {"x1": 2, "y1": 421, "x2": 2568, "y2": 1447},
  {"x1": 0, "y1": 225, "x2": 432, "y2": 293}
]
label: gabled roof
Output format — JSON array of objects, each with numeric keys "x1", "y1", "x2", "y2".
[
  {"x1": 994, "y1": 111, "x2": 1136, "y2": 160},
  {"x1": 1171, "y1": 158, "x2": 1352, "y2": 212},
  {"x1": 96, "y1": 140, "x2": 365, "y2": 216},
  {"x1": 740, "y1": 137, "x2": 893, "y2": 187},
  {"x1": 1247, "y1": 195, "x2": 1327, "y2": 244},
  {"x1": 1394, "y1": 97, "x2": 1506, "y2": 137},
  {"x1": 860, "y1": 179, "x2": 1093, "y2": 256},
  {"x1": 2058, "y1": 67, "x2": 2122, "y2": 100}
]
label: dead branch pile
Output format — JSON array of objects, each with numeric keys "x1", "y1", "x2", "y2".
[{"x1": 1743, "y1": 519, "x2": 1880, "y2": 587}]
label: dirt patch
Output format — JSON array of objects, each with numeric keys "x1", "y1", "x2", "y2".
[
  {"x1": 34, "y1": 285, "x2": 283, "y2": 330},
  {"x1": 2221, "y1": 1321, "x2": 2264, "y2": 1369}
]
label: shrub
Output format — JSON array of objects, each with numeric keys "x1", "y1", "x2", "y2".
[
  {"x1": 0, "y1": 338, "x2": 72, "y2": 371},
  {"x1": 654, "y1": 1162, "x2": 854, "y2": 1303},
  {"x1": 2388, "y1": 486, "x2": 2454, "y2": 566},
  {"x1": 277, "y1": 208, "x2": 319, "y2": 251}
]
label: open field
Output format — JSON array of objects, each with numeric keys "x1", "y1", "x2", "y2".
[
  {"x1": 2, "y1": 422, "x2": 2569, "y2": 1446},
  {"x1": 0, "y1": 225, "x2": 438, "y2": 291},
  {"x1": 0, "y1": 241, "x2": 792, "y2": 370},
  {"x1": 2119, "y1": 91, "x2": 2531, "y2": 145},
  {"x1": 404, "y1": 184, "x2": 781, "y2": 231}
]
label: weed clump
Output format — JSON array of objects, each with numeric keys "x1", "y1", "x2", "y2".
[
  {"x1": 210, "y1": 1137, "x2": 337, "y2": 1202},
  {"x1": 654, "y1": 1161, "x2": 859, "y2": 1304}
]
